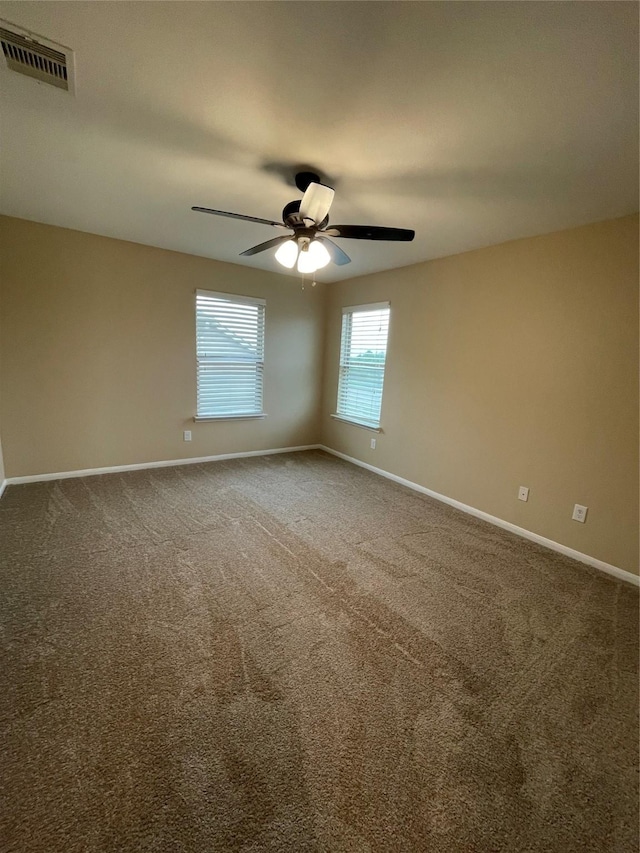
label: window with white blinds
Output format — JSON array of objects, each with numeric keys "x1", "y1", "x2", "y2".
[
  {"x1": 195, "y1": 290, "x2": 265, "y2": 419},
  {"x1": 336, "y1": 302, "x2": 390, "y2": 428}
]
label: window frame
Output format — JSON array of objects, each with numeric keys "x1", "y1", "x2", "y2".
[
  {"x1": 333, "y1": 301, "x2": 390, "y2": 431},
  {"x1": 194, "y1": 289, "x2": 267, "y2": 422}
]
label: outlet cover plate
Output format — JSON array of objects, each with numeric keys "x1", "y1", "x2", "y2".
[{"x1": 572, "y1": 504, "x2": 588, "y2": 523}]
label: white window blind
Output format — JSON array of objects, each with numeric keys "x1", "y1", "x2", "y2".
[
  {"x1": 336, "y1": 302, "x2": 390, "y2": 428},
  {"x1": 196, "y1": 290, "x2": 265, "y2": 418}
]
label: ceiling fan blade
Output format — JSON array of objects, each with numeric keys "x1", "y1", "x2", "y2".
[
  {"x1": 326, "y1": 225, "x2": 415, "y2": 241},
  {"x1": 192, "y1": 207, "x2": 287, "y2": 229},
  {"x1": 315, "y1": 236, "x2": 351, "y2": 265},
  {"x1": 299, "y1": 182, "x2": 335, "y2": 225},
  {"x1": 239, "y1": 236, "x2": 292, "y2": 257}
]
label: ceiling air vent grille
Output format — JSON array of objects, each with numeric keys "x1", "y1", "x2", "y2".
[{"x1": 0, "y1": 25, "x2": 72, "y2": 91}]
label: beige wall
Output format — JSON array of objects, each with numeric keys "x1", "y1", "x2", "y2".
[
  {"x1": 0, "y1": 216, "x2": 324, "y2": 477},
  {"x1": 321, "y1": 215, "x2": 639, "y2": 575},
  {"x1": 2, "y1": 213, "x2": 637, "y2": 574}
]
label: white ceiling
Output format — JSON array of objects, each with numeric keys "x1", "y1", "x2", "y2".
[{"x1": 0, "y1": 1, "x2": 637, "y2": 282}]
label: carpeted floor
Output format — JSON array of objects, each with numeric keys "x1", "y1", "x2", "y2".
[{"x1": 0, "y1": 450, "x2": 638, "y2": 853}]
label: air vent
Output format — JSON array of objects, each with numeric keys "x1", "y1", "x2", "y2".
[{"x1": 0, "y1": 22, "x2": 73, "y2": 92}]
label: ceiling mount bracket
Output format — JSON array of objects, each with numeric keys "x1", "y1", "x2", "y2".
[{"x1": 295, "y1": 171, "x2": 321, "y2": 193}]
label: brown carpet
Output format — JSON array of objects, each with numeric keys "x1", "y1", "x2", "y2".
[{"x1": 0, "y1": 450, "x2": 638, "y2": 853}]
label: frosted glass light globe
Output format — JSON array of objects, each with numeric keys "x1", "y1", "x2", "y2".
[
  {"x1": 275, "y1": 239, "x2": 299, "y2": 269},
  {"x1": 297, "y1": 240, "x2": 331, "y2": 274},
  {"x1": 307, "y1": 239, "x2": 331, "y2": 270},
  {"x1": 297, "y1": 247, "x2": 316, "y2": 274}
]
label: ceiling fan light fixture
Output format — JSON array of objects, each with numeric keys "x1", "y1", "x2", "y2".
[{"x1": 274, "y1": 239, "x2": 299, "y2": 268}]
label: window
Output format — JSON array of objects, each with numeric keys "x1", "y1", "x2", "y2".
[
  {"x1": 335, "y1": 302, "x2": 390, "y2": 429},
  {"x1": 195, "y1": 290, "x2": 265, "y2": 419}
]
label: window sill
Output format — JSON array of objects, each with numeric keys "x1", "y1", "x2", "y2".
[
  {"x1": 330, "y1": 414, "x2": 382, "y2": 433},
  {"x1": 194, "y1": 414, "x2": 267, "y2": 422}
]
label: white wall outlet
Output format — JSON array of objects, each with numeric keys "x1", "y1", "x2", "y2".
[
  {"x1": 518, "y1": 486, "x2": 529, "y2": 502},
  {"x1": 572, "y1": 504, "x2": 588, "y2": 523},
  {"x1": 183, "y1": 430, "x2": 192, "y2": 442},
  {"x1": 370, "y1": 438, "x2": 376, "y2": 450}
]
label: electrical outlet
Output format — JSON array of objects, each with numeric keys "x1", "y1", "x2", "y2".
[
  {"x1": 572, "y1": 504, "x2": 588, "y2": 523},
  {"x1": 370, "y1": 438, "x2": 376, "y2": 450},
  {"x1": 183, "y1": 430, "x2": 192, "y2": 442},
  {"x1": 518, "y1": 486, "x2": 529, "y2": 502}
]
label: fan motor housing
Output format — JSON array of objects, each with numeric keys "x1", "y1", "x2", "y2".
[
  {"x1": 282, "y1": 200, "x2": 301, "y2": 226},
  {"x1": 282, "y1": 200, "x2": 328, "y2": 231}
]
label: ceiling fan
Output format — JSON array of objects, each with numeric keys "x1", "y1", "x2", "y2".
[{"x1": 192, "y1": 170, "x2": 415, "y2": 274}]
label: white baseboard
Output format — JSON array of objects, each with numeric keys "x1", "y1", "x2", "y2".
[
  {"x1": 0, "y1": 479, "x2": 6, "y2": 499},
  {"x1": 318, "y1": 445, "x2": 639, "y2": 587},
  {"x1": 3, "y1": 444, "x2": 322, "y2": 487}
]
